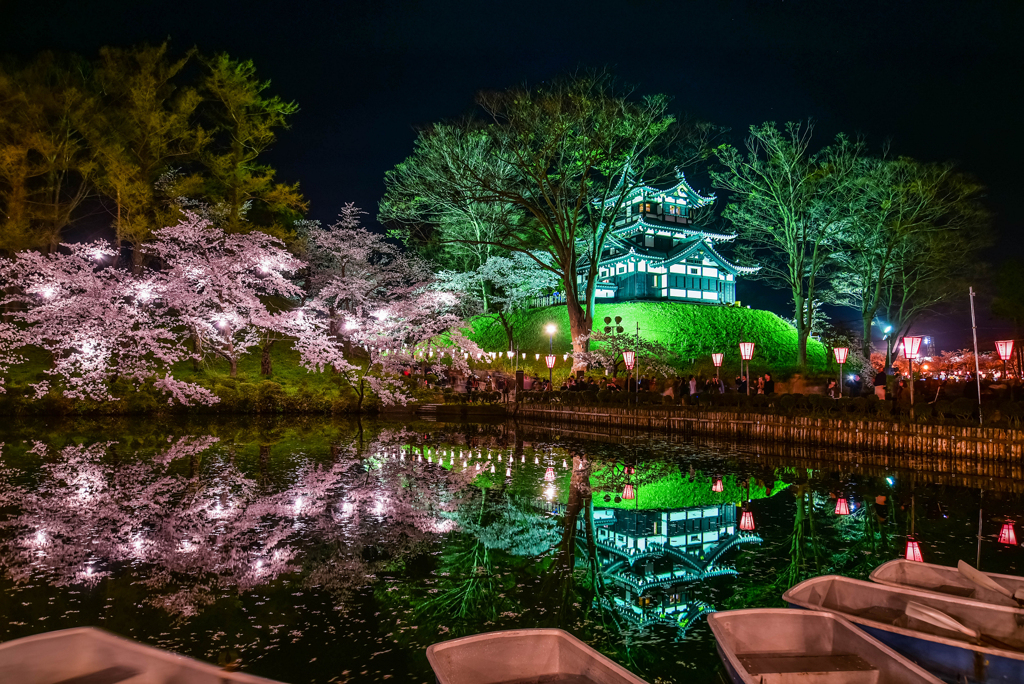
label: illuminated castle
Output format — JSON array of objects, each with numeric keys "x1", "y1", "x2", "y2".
[{"x1": 578, "y1": 171, "x2": 758, "y2": 304}]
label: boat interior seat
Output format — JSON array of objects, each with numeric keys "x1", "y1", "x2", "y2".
[
  {"x1": 51, "y1": 665, "x2": 142, "y2": 684},
  {"x1": 737, "y1": 654, "x2": 879, "y2": 684}
]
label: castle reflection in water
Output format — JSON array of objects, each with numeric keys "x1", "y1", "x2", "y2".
[{"x1": 578, "y1": 504, "x2": 762, "y2": 633}]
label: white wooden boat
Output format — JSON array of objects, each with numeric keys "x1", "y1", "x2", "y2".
[
  {"x1": 707, "y1": 608, "x2": 944, "y2": 684},
  {"x1": 0, "y1": 627, "x2": 284, "y2": 683},
  {"x1": 783, "y1": 575, "x2": 1024, "y2": 683},
  {"x1": 426, "y1": 628, "x2": 648, "y2": 684},
  {"x1": 870, "y1": 558, "x2": 1023, "y2": 608}
]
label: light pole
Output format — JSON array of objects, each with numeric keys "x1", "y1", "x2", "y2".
[
  {"x1": 712, "y1": 353, "x2": 723, "y2": 389},
  {"x1": 545, "y1": 353, "x2": 555, "y2": 386},
  {"x1": 739, "y1": 342, "x2": 755, "y2": 395},
  {"x1": 996, "y1": 340, "x2": 1014, "y2": 381},
  {"x1": 623, "y1": 349, "x2": 636, "y2": 395},
  {"x1": 902, "y1": 335, "x2": 922, "y2": 420},
  {"x1": 833, "y1": 347, "x2": 849, "y2": 398},
  {"x1": 544, "y1": 323, "x2": 557, "y2": 386}
]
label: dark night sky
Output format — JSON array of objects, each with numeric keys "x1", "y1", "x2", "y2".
[{"x1": 2, "y1": 0, "x2": 1022, "y2": 348}]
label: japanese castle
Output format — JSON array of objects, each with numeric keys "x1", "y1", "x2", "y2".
[{"x1": 580, "y1": 171, "x2": 758, "y2": 304}]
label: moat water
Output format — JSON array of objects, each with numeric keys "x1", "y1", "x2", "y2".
[{"x1": 0, "y1": 415, "x2": 1020, "y2": 683}]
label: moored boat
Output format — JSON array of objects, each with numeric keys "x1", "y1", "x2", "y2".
[
  {"x1": 426, "y1": 628, "x2": 648, "y2": 684},
  {"x1": 783, "y1": 575, "x2": 1024, "y2": 683},
  {"x1": 707, "y1": 608, "x2": 944, "y2": 684},
  {"x1": 0, "y1": 627, "x2": 284, "y2": 683},
  {"x1": 870, "y1": 559, "x2": 1023, "y2": 608}
]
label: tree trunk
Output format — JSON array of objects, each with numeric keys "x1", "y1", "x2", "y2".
[
  {"x1": 229, "y1": 357, "x2": 238, "y2": 378},
  {"x1": 861, "y1": 310, "x2": 873, "y2": 361},
  {"x1": 261, "y1": 341, "x2": 274, "y2": 376},
  {"x1": 191, "y1": 334, "x2": 202, "y2": 371},
  {"x1": 794, "y1": 291, "x2": 809, "y2": 367}
]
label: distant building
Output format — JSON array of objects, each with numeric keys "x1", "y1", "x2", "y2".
[{"x1": 577, "y1": 171, "x2": 758, "y2": 304}]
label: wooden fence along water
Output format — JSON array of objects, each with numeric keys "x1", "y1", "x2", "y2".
[
  {"x1": 514, "y1": 421, "x2": 1024, "y2": 495},
  {"x1": 514, "y1": 405, "x2": 1024, "y2": 462}
]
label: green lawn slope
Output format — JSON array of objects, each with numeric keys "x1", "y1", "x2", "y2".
[{"x1": 464, "y1": 301, "x2": 828, "y2": 377}]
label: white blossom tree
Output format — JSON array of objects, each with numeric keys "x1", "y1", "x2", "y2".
[
  {"x1": 0, "y1": 241, "x2": 217, "y2": 404},
  {"x1": 149, "y1": 211, "x2": 304, "y2": 378}
]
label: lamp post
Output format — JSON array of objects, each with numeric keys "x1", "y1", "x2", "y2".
[
  {"x1": 545, "y1": 353, "x2": 556, "y2": 385},
  {"x1": 902, "y1": 335, "x2": 923, "y2": 420},
  {"x1": 833, "y1": 347, "x2": 849, "y2": 398},
  {"x1": 996, "y1": 340, "x2": 1014, "y2": 380},
  {"x1": 712, "y1": 353, "x2": 723, "y2": 389},
  {"x1": 623, "y1": 349, "x2": 636, "y2": 394},
  {"x1": 739, "y1": 342, "x2": 755, "y2": 395}
]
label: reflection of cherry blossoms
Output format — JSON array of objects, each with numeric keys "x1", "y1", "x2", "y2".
[
  {"x1": 0, "y1": 430, "x2": 482, "y2": 620},
  {"x1": 0, "y1": 436, "x2": 352, "y2": 617}
]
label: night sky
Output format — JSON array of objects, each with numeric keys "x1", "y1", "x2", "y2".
[{"x1": 3, "y1": 0, "x2": 1021, "y2": 347}]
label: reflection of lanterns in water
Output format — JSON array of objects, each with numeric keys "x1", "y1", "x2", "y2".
[
  {"x1": 739, "y1": 509, "x2": 755, "y2": 531},
  {"x1": 999, "y1": 521, "x2": 1018, "y2": 546},
  {"x1": 712, "y1": 476, "x2": 724, "y2": 493},
  {"x1": 905, "y1": 537, "x2": 923, "y2": 562},
  {"x1": 544, "y1": 467, "x2": 555, "y2": 482},
  {"x1": 834, "y1": 497, "x2": 851, "y2": 515},
  {"x1": 622, "y1": 484, "x2": 635, "y2": 500}
]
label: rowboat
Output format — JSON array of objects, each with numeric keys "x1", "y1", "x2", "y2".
[
  {"x1": 426, "y1": 628, "x2": 648, "y2": 684},
  {"x1": 870, "y1": 559, "x2": 1024, "y2": 608},
  {"x1": 783, "y1": 575, "x2": 1024, "y2": 683},
  {"x1": 0, "y1": 627, "x2": 283, "y2": 683},
  {"x1": 707, "y1": 608, "x2": 944, "y2": 683}
]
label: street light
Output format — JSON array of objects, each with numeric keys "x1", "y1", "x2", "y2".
[
  {"x1": 996, "y1": 340, "x2": 1014, "y2": 380},
  {"x1": 623, "y1": 349, "x2": 636, "y2": 393},
  {"x1": 739, "y1": 342, "x2": 755, "y2": 395},
  {"x1": 902, "y1": 335, "x2": 923, "y2": 420},
  {"x1": 833, "y1": 347, "x2": 849, "y2": 398},
  {"x1": 545, "y1": 353, "x2": 556, "y2": 385}
]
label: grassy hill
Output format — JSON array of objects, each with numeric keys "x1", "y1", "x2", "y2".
[{"x1": 464, "y1": 301, "x2": 829, "y2": 378}]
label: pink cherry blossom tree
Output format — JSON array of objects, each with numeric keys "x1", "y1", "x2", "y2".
[
  {"x1": 149, "y1": 212, "x2": 305, "y2": 378},
  {"x1": 293, "y1": 205, "x2": 478, "y2": 408},
  {"x1": 0, "y1": 242, "x2": 218, "y2": 404}
]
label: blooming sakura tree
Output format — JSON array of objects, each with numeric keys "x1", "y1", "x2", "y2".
[
  {"x1": 149, "y1": 212, "x2": 304, "y2": 377},
  {"x1": 0, "y1": 242, "x2": 217, "y2": 404},
  {"x1": 293, "y1": 204, "x2": 475, "y2": 407}
]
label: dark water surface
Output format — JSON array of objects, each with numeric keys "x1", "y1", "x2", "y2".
[{"x1": 0, "y1": 416, "x2": 1020, "y2": 684}]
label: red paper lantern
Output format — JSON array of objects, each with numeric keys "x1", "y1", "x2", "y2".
[
  {"x1": 712, "y1": 476, "x2": 724, "y2": 493},
  {"x1": 739, "y1": 342, "x2": 755, "y2": 361},
  {"x1": 622, "y1": 483, "x2": 635, "y2": 500},
  {"x1": 623, "y1": 350, "x2": 636, "y2": 370},
  {"x1": 711, "y1": 353, "x2": 724, "y2": 367},
  {"x1": 902, "y1": 336, "x2": 923, "y2": 360},
  {"x1": 544, "y1": 467, "x2": 555, "y2": 482},
  {"x1": 835, "y1": 497, "x2": 851, "y2": 516},
  {"x1": 905, "y1": 537, "x2": 923, "y2": 562},
  {"x1": 833, "y1": 347, "x2": 849, "y2": 365},
  {"x1": 996, "y1": 340, "x2": 1015, "y2": 362},
  {"x1": 999, "y1": 521, "x2": 1018, "y2": 546},
  {"x1": 545, "y1": 354, "x2": 556, "y2": 369},
  {"x1": 739, "y1": 509, "x2": 755, "y2": 531}
]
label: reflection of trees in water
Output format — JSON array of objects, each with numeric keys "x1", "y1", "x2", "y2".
[
  {"x1": 0, "y1": 427, "x2": 479, "y2": 619},
  {"x1": 727, "y1": 478, "x2": 898, "y2": 610}
]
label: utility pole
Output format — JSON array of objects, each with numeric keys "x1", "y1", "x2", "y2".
[{"x1": 970, "y1": 287, "x2": 983, "y2": 426}]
